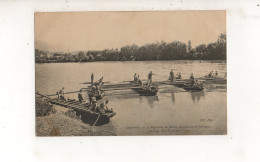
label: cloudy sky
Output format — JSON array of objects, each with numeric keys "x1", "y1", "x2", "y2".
[{"x1": 35, "y1": 11, "x2": 226, "y2": 52}]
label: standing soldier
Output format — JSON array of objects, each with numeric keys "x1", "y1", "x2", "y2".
[
  {"x1": 147, "y1": 71, "x2": 155, "y2": 87},
  {"x1": 78, "y1": 89, "x2": 84, "y2": 103},
  {"x1": 190, "y1": 73, "x2": 195, "y2": 86},
  {"x1": 134, "y1": 73, "x2": 137, "y2": 83},
  {"x1": 91, "y1": 73, "x2": 94, "y2": 86},
  {"x1": 169, "y1": 69, "x2": 174, "y2": 82},
  {"x1": 59, "y1": 87, "x2": 65, "y2": 100}
]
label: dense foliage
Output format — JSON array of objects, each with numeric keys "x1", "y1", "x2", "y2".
[
  {"x1": 36, "y1": 98, "x2": 56, "y2": 117},
  {"x1": 35, "y1": 33, "x2": 226, "y2": 63}
]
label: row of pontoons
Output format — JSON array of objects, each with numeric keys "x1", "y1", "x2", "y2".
[{"x1": 37, "y1": 74, "x2": 226, "y2": 126}]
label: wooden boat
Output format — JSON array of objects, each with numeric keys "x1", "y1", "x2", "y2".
[
  {"x1": 183, "y1": 84, "x2": 204, "y2": 92},
  {"x1": 36, "y1": 93, "x2": 116, "y2": 126},
  {"x1": 174, "y1": 83, "x2": 187, "y2": 88},
  {"x1": 48, "y1": 98, "x2": 116, "y2": 126},
  {"x1": 131, "y1": 83, "x2": 159, "y2": 96}
]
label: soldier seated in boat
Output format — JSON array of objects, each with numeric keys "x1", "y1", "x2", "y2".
[
  {"x1": 89, "y1": 97, "x2": 96, "y2": 106},
  {"x1": 78, "y1": 89, "x2": 84, "y2": 103},
  {"x1": 176, "y1": 72, "x2": 181, "y2": 79},
  {"x1": 215, "y1": 71, "x2": 218, "y2": 76},
  {"x1": 90, "y1": 98, "x2": 98, "y2": 112},
  {"x1": 98, "y1": 103, "x2": 107, "y2": 114},
  {"x1": 208, "y1": 71, "x2": 214, "y2": 78},
  {"x1": 137, "y1": 75, "x2": 143, "y2": 86},
  {"x1": 101, "y1": 100, "x2": 112, "y2": 113}
]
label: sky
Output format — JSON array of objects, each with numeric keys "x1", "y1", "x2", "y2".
[{"x1": 35, "y1": 11, "x2": 226, "y2": 52}]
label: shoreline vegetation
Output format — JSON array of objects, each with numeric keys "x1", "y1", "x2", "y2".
[
  {"x1": 35, "y1": 33, "x2": 226, "y2": 63},
  {"x1": 36, "y1": 97, "x2": 116, "y2": 136}
]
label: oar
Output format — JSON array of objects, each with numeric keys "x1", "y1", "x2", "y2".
[
  {"x1": 80, "y1": 81, "x2": 110, "y2": 84},
  {"x1": 92, "y1": 114, "x2": 101, "y2": 127},
  {"x1": 38, "y1": 89, "x2": 90, "y2": 97},
  {"x1": 111, "y1": 118, "x2": 119, "y2": 127}
]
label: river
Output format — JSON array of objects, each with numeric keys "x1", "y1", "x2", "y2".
[{"x1": 36, "y1": 60, "x2": 227, "y2": 135}]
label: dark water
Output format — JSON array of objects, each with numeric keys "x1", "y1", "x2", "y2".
[{"x1": 36, "y1": 60, "x2": 227, "y2": 135}]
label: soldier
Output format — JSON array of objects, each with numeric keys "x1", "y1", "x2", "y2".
[
  {"x1": 147, "y1": 71, "x2": 155, "y2": 87},
  {"x1": 137, "y1": 75, "x2": 143, "y2": 86},
  {"x1": 134, "y1": 73, "x2": 137, "y2": 83},
  {"x1": 91, "y1": 73, "x2": 94, "y2": 85},
  {"x1": 215, "y1": 71, "x2": 218, "y2": 76},
  {"x1": 177, "y1": 72, "x2": 182, "y2": 79},
  {"x1": 78, "y1": 89, "x2": 84, "y2": 103},
  {"x1": 59, "y1": 87, "x2": 65, "y2": 100},
  {"x1": 190, "y1": 73, "x2": 195, "y2": 86},
  {"x1": 169, "y1": 69, "x2": 174, "y2": 82}
]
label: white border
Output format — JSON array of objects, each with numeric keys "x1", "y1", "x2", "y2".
[{"x1": 1, "y1": 0, "x2": 260, "y2": 161}]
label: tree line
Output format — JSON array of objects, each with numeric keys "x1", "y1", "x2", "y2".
[{"x1": 35, "y1": 33, "x2": 226, "y2": 63}]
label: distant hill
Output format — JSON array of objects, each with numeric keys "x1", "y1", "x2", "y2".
[{"x1": 35, "y1": 41, "x2": 65, "y2": 53}]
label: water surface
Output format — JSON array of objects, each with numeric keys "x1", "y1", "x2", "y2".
[{"x1": 36, "y1": 60, "x2": 227, "y2": 135}]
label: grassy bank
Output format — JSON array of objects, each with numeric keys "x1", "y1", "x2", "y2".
[{"x1": 36, "y1": 99, "x2": 116, "y2": 136}]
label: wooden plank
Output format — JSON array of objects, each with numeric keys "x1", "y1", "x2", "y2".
[
  {"x1": 51, "y1": 100, "x2": 84, "y2": 109},
  {"x1": 49, "y1": 99, "x2": 87, "y2": 111}
]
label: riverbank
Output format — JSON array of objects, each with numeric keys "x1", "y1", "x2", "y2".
[
  {"x1": 36, "y1": 105, "x2": 116, "y2": 136},
  {"x1": 35, "y1": 59, "x2": 226, "y2": 64}
]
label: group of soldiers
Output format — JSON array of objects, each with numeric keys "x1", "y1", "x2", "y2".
[
  {"x1": 134, "y1": 70, "x2": 182, "y2": 88},
  {"x1": 89, "y1": 73, "x2": 103, "y2": 97},
  {"x1": 133, "y1": 73, "x2": 143, "y2": 85},
  {"x1": 206, "y1": 71, "x2": 218, "y2": 78},
  {"x1": 133, "y1": 70, "x2": 203, "y2": 88},
  {"x1": 89, "y1": 97, "x2": 112, "y2": 113},
  {"x1": 168, "y1": 69, "x2": 182, "y2": 82},
  {"x1": 88, "y1": 74, "x2": 112, "y2": 113},
  {"x1": 133, "y1": 71, "x2": 156, "y2": 88},
  {"x1": 57, "y1": 87, "x2": 65, "y2": 100},
  {"x1": 56, "y1": 73, "x2": 112, "y2": 114},
  {"x1": 78, "y1": 90, "x2": 111, "y2": 113}
]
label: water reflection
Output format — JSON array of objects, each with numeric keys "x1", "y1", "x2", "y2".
[
  {"x1": 171, "y1": 91, "x2": 175, "y2": 104},
  {"x1": 139, "y1": 96, "x2": 159, "y2": 108},
  {"x1": 146, "y1": 96, "x2": 159, "y2": 108},
  {"x1": 191, "y1": 91, "x2": 205, "y2": 103},
  {"x1": 139, "y1": 95, "x2": 144, "y2": 104}
]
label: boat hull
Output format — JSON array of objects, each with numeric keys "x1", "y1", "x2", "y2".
[
  {"x1": 132, "y1": 85, "x2": 158, "y2": 96},
  {"x1": 183, "y1": 84, "x2": 204, "y2": 92},
  {"x1": 74, "y1": 109, "x2": 116, "y2": 126},
  {"x1": 48, "y1": 99, "x2": 116, "y2": 126}
]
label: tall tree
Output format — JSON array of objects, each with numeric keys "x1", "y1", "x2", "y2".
[{"x1": 187, "y1": 40, "x2": 192, "y2": 54}]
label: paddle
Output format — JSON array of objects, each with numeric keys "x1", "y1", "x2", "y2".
[{"x1": 92, "y1": 114, "x2": 101, "y2": 127}]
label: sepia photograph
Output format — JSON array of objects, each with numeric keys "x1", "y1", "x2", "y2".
[{"x1": 35, "y1": 11, "x2": 227, "y2": 136}]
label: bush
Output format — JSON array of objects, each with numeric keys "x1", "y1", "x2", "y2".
[{"x1": 36, "y1": 98, "x2": 56, "y2": 117}]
